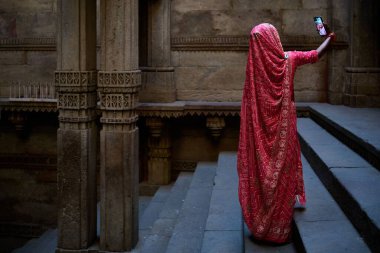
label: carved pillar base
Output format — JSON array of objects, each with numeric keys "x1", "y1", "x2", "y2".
[{"x1": 146, "y1": 118, "x2": 171, "y2": 185}]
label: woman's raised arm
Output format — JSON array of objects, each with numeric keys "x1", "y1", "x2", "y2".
[{"x1": 316, "y1": 24, "x2": 336, "y2": 58}]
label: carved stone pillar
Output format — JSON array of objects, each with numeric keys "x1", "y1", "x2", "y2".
[
  {"x1": 98, "y1": 0, "x2": 140, "y2": 251},
  {"x1": 55, "y1": 0, "x2": 97, "y2": 252},
  {"x1": 146, "y1": 118, "x2": 171, "y2": 185},
  {"x1": 140, "y1": 0, "x2": 176, "y2": 102}
]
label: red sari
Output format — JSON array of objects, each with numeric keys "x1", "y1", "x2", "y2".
[{"x1": 237, "y1": 23, "x2": 318, "y2": 243}]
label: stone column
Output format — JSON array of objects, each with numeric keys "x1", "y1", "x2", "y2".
[
  {"x1": 140, "y1": 0, "x2": 176, "y2": 102},
  {"x1": 146, "y1": 117, "x2": 171, "y2": 185},
  {"x1": 55, "y1": 0, "x2": 97, "y2": 252},
  {"x1": 327, "y1": 0, "x2": 350, "y2": 104},
  {"x1": 98, "y1": 0, "x2": 140, "y2": 251},
  {"x1": 343, "y1": 0, "x2": 380, "y2": 106}
]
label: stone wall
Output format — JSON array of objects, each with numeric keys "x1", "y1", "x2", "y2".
[
  {"x1": 170, "y1": 0, "x2": 335, "y2": 102},
  {"x1": 0, "y1": 112, "x2": 57, "y2": 229},
  {"x1": 0, "y1": 0, "x2": 58, "y2": 238},
  {"x1": 0, "y1": 0, "x2": 56, "y2": 94}
]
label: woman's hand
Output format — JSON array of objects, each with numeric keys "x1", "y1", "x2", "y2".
[
  {"x1": 323, "y1": 23, "x2": 336, "y2": 42},
  {"x1": 316, "y1": 23, "x2": 335, "y2": 57}
]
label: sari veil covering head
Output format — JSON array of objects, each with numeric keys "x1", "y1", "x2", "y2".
[{"x1": 237, "y1": 23, "x2": 306, "y2": 243}]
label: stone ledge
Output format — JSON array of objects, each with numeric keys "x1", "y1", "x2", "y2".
[
  {"x1": 137, "y1": 101, "x2": 241, "y2": 118},
  {"x1": 0, "y1": 98, "x2": 58, "y2": 112},
  {"x1": 172, "y1": 35, "x2": 348, "y2": 51},
  {"x1": 0, "y1": 99, "x2": 316, "y2": 117},
  {"x1": 0, "y1": 38, "x2": 56, "y2": 51}
]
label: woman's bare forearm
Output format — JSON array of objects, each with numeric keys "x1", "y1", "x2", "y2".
[{"x1": 317, "y1": 33, "x2": 335, "y2": 58}]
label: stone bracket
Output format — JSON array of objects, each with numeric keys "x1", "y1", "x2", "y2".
[
  {"x1": 206, "y1": 116, "x2": 226, "y2": 140},
  {"x1": 145, "y1": 117, "x2": 171, "y2": 185}
]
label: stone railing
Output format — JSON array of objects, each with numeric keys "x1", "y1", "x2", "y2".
[
  {"x1": 0, "y1": 81, "x2": 57, "y2": 112},
  {"x1": 7, "y1": 81, "x2": 56, "y2": 101}
]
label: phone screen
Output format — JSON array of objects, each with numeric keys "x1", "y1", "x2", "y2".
[{"x1": 314, "y1": 16, "x2": 327, "y2": 36}]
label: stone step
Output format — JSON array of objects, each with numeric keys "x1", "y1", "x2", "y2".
[
  {"x1": 304, "y1": 103, "x2": 380, "y2": 171},
  {"x1": 201, "y1": 152, "x2": 243, "y2": 253},
  {"x1": 13, "y1": 195, "x2": 159, "y2": 253},
  {"x1": 165, "y1": 162, "x2": 217, "y2": 253},
  {"x1": 138, "y1": 185, "x2": 173, "y2": 241},
  {"x1": 13, "y1": 229, "x2": 57, "y2": 253},
  {"x1": 139, "y1": 172, "x2": 193, "y2": 253},
  {"x1": 293, "y1": 155, "x2": 370, "y2": 253},
  {"x1": 139, "y1": 196, "x2": 153, "y2": 220},
  {"x1": 298, "y1": 117, "x2": 380, "y2": 252}
]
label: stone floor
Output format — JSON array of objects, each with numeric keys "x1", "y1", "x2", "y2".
[{"x1": 11, "y1": 103, "x2": 380, "y2": 253}]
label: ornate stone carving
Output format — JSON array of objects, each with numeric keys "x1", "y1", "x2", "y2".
[
  {"x1": 98, "y1": 71, "x2": 141, "y2": 88},
  {"x1": 206, "y1": 117, "x2": 226, "y2": 139},
  {"x1": 0, "y1": 37, "x2": 56, "y2": 51},
  {"x1": 55, "y1": 71, "x2": 97, "y2": 128},
  {"x1": 58, "y1": 93, "x2": 96, "y2": 109},
  {"x1": 0, "y1": 99, "x2": 57, "y2": 112},
  {"x1": 55, "y1": 71, "x2": 97, "y2": 93},
  {"x1": 98, "y1": 70, "x2": 141, "y2": 131}
]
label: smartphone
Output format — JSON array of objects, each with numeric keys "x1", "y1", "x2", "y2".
[{"x1": 314, "y1": 16, "x2": 327, "y2": 36}]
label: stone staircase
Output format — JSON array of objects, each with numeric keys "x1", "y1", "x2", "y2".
[{"x1": 12, "y1": 104, "x2": 380, "y2": 253}]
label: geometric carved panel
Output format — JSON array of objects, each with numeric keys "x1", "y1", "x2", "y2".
[
  {"x1": 58, "y1": 93, "x2": 96, "y2": 109},
  {"x1": 58, "y1": 94, "x2": 80, "y2": 109},
  {"x1": 100, "y1": 94, "x2": 132, "y2": 110}
]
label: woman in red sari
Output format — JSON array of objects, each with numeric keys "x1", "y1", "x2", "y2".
[{"x1": 237, "y1": 23, "x2": 335, "y2": 243}]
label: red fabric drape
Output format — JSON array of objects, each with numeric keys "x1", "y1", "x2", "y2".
[{"x1": 237, "y1": 23, "x2": 318, "y2": 243}]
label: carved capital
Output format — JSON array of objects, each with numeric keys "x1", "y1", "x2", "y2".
[
  {"x1": 98, "y1": 71, "x2": 141, "y2": 130},
  {"x1": 97, "y1": 71, "x2": 141, "y2": 111},
  {"x1": 206, "y1": 117, "x2": 226, "y2": 139},
  {"x1": 98, "y1": 70, "x2": 141, "y2": 91},
  {"x1": 55, "y1": 71, "x2": 97, "y2": 93},
  {"x1": 55, "y1": 71, "x2": 98, "y2": 129}
]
